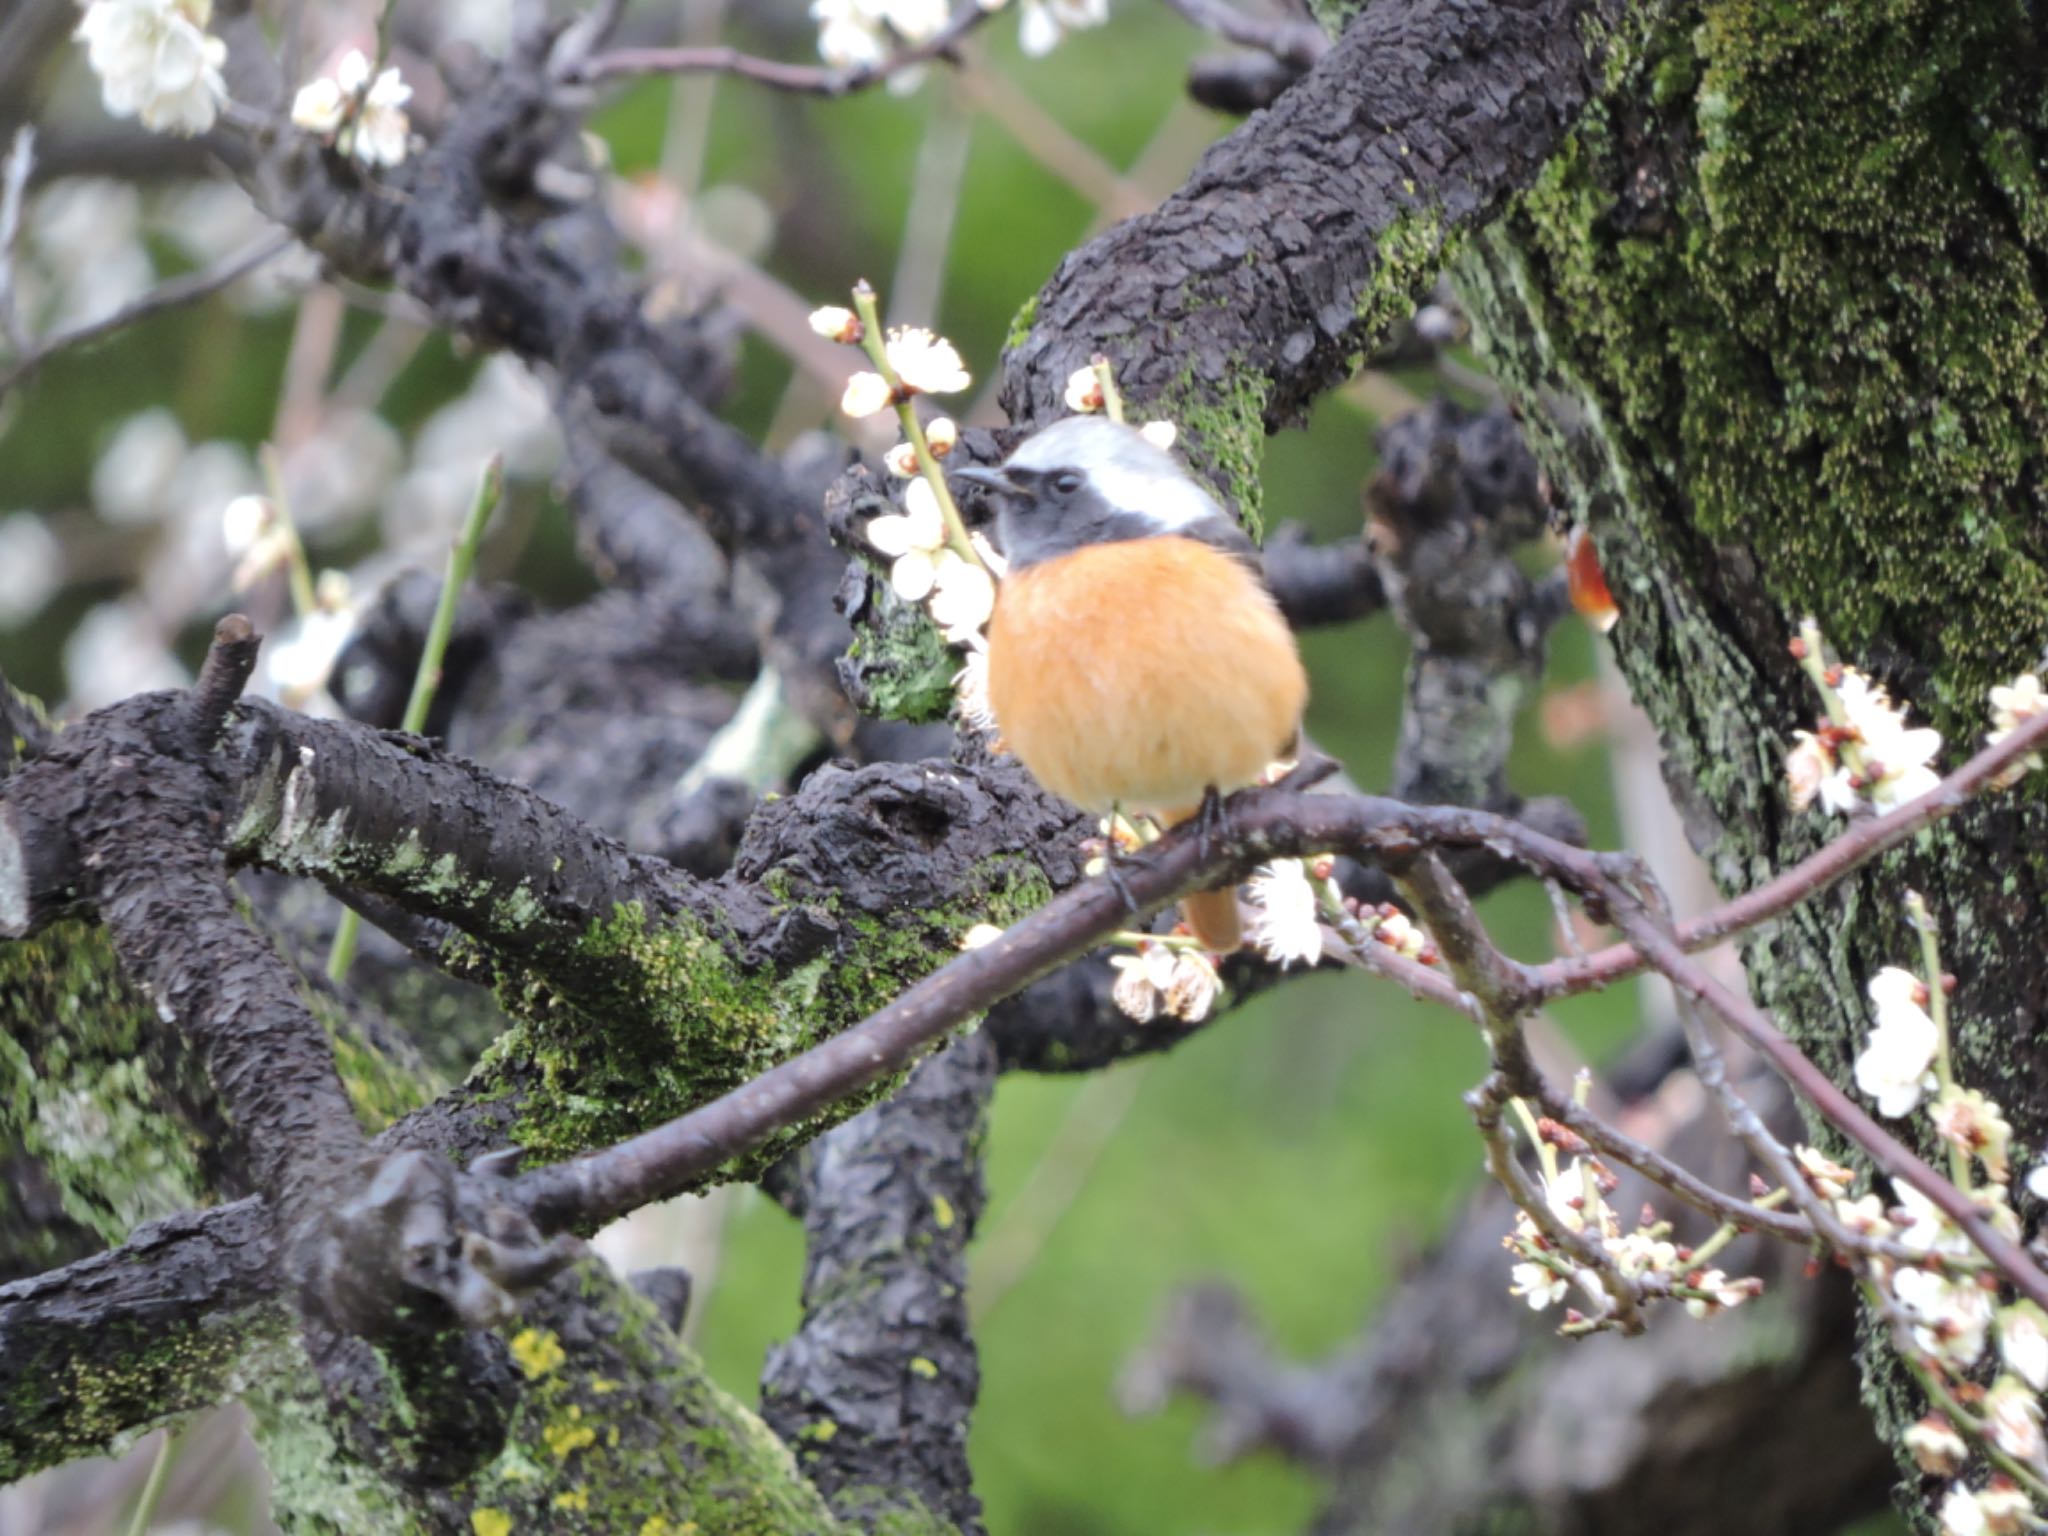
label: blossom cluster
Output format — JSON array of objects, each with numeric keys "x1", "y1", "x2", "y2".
[
  {"x1": 1062, "y1": 362, "x2": 1179, "y2": 452},
  {"x1": 291, "y1": 48, "x2": 414, "y2": 169},
  {"x1": 1783, "y1": 621, "x2": 2045, "y2": 817},
  {"x1": 1834, "y1": 894, "x2": 2048, "y2": 1533},
  {"x1": 74, "y1": 0, "x2": 228, "y2": 137},
  {"x1": 1107, "y1": 941, "x2": 1221, "y2": 1024},
  {"x1": 811, "y1": 0, "x2": 1110, "y2": 73},
  {"x1": 812, "y1": 295, "x2": 1002, "y2": 738},
  {"x1": 1502, "y1": 1103, "x2": 1763, "y2": 1327}
]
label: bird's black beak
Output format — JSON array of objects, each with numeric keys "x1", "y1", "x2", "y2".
[{"x1": 947, "y1": 465, "x2": 1020, "y2": 497}]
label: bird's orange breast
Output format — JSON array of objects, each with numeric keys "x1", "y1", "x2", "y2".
[{"x1": 986, "y1": 536, "x2": 1307, "y2": 819}]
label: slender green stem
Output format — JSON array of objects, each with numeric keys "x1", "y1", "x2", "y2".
[
  {"x1": 1688, "y1": 1186, "x2": 1789, "y2": 1269},
  {"x1": 1869, "y1": 1276, "x2": 2048, "y2": 1505},
  {"x1": 1907, "y1": 890, "x2": 1972, "y2": 1192},
  {"x1": 124, "y1": 1426, "x2": 178, "y2": 1536},
  {"x1": 1509, "y1": 1095, "x2": 1560, "y2": 1187},
  {"x1": 1091, "y1": 354, "x2": 1125, "y2": 424},
  {"x1": 327, "y1": 456, "x2": 502, "y2": 984},
  {"x1": 258, "y1": 443, "x2": 319, "y2": 619},
  {"x1": 1108, "y1": 929, "x2": 1206, "y2": 950},
  {"x1": 847, "y1": 281, "x2": 980, "y2": 564}
]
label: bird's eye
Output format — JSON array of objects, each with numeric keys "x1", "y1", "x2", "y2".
[{"x1": 1050, "y1": 470, "x2": 1084, "y2": 496}]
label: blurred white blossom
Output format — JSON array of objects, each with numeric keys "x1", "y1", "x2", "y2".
[
  {"x1": 1244, "y1": 859, "x2": 1321, "y2": 968},
  {"x1": 28, "y1": 179, "x2": 153, "y2": 330},
  {"x1": 64, "y1": 600, "x2": 188, "y2": 712},
  {"x1": 293, "y1": 50, "x2": 413, "y2": 167},
  {"x1": 1016, "y1": 0, "x2": 1109, "y2": 57},
  {"x1": 74, "y1": 0, "x2": 228, "y2": 136},
  {"x1": 0, "y1": 514, "x2": 64, "y2": 627},
  {"x1": 90, "y1": 408, "x2": 188, "y2": 526}
]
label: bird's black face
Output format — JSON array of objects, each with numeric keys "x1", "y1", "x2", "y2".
[
  {"x1": 947, "y1": 416, "x2": 1242, "y2": 570},
  {"x1": 950, "y1": 462, "x2": 1148, "y2": 570}
]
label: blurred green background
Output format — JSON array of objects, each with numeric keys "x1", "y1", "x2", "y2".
[{"x1": 0, "y1": 3, "x2": 1806, "y2": 1532}]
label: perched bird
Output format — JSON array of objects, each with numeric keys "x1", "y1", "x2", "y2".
[{"x1": 950, "y1": 417, "x2": 1307, "y2": 953}]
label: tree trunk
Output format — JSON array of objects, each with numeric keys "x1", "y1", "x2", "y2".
[{"x1": 1457, "y1": 0, "x2": 2048, "y2": 1523}]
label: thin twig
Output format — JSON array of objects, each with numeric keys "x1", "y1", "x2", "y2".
[
  {"x1": 566, "y1": 1, "x2": 997, "y2": 91},
  {"x1": 1527, "y1": 704, "x2": 2048, "y2": 1003},
  {"x1": 0, "y1": 232, "x2": 297, "y2": 399},
  {"x1": 1152, "y1": 0, "x2": 1330, "y2": 67},
  {"x1": 1605, "y1": 889, "x2": 2048, "y2": 1312},
  {"x1": 0, "y1": 125, "x2": 35, "y2": 357},
  {"x1": 1469, "y1": 1071, "x2": 1645, "y2": 1333},
  {"x1": 1531, "y1": 1085, "x2": 1812, "y2": 1242}
]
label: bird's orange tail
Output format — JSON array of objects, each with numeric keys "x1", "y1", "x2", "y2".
[
  {"x1": 1162, "y1": 802, "x2": 1242, "y2": 954},
  {"x1": 1179, "y1": 886, "x2": 1242, "y2": 955}
]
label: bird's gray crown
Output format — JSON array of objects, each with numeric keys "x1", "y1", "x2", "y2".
[{"x1": 962, "y1": 417, "x2": 1247, "y2": 571}]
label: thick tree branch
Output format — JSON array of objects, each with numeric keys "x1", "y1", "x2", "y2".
[{"x1": 1001, "y1": 0, "x2": 1610, "y2": 519}]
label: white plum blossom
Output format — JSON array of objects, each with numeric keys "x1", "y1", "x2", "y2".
[
  {"x1": 1244, "y1": 859, "x2": 1322, "y2": 968},
  {"x1": 958, "y1": 922, "x2": 1003, "y2": 951},
  {"x1": 1999, "y1": 1301, "x2": 2048, "y2": 1392},
  {"x1": 884, "y1": 327, "x2": 971, "y2": 395},
  {"x1": 1832, "y1": 1192, "x2": 1894, "y2": 1239},
  {"x1": 812, "y1": 0, "x2": 950, "y2": 70},
  {"x1": 1838, "y1": 666, "x2": 1944, "y2": 809},
  {"x1": 953, "y1": 642, "x2": 999, "y2": 734},
  {"x1": 1794, "y1": 1145, "x2": 1856, "y2": 1201},
  {"x1": 1983, "y1": 1374, "x2": 2045, "y2": 1461},
  {"x1": 1680, "y1": 1268, "x2": 1760, "y2": 1319},
  {"x1": 1976, "y1": 1481, "x2": 2036, "y2": 1534},
  {"x1": 924, "y1": 417, "x2": 959, "y2": 456},
  {"x1": 292, "y1": 50, "x2": 412, "y2": 167},
  {"x1": 75, "y1": 0, "x2": 227, "y2": 136},
  {"x1": 0, "y1": 514, "x2": 64, "y2": 627},
  {"x1": 1064, "y1": 366, "x2": 1105, "y2": 413},
  {"x1": 1930, "y1": 1085, "x2": 2013, "y2": 1184},
  {"x1": 808, "y1": 305, "x2": 861, "y2": 344},
  {"x1": 1784, "y1": 730, "x2": 1831, "y2": 810},
  {"x1": 1137, "y1": 420, "x2": 1177, "y2": 451},
  {"x1": 926, "y1": 552, "x2": 996, "y2": 642},
  {"x1": 1854, "y1": 965, "x2": 1939, "y2": 1117},
  {"x1": 1904, "y1": 1414, "x2": 1969, "y2": 1477},
  {"x1": 867, "y1": 478, "x2": 948, "y2": 599},
  {"x1": 1109, "y1": 944, "x2": 1177, "y2": 1023},
  {"x1": 1941, "y1": 1486, "x2": 1991, "y2": 1536},
  {"x1": 884, "y1": 441, "x2": 922, "y2": 478},
  {"x1": 1989, "y1": 673, "x2": 2046, "y2": 783},
  {"x1": 1162, "y1": 949, "x2": 1221, "y2": 1022},
  {"x1": 1892, "y1": 1264, "x2": 1993, "y2": 1369},
  {"x1": 1891, "y1": 1178, "x2": 1976, "y2": 1261},
  {"x1": 1016, "y1": 0, "x2": 1110, "y2": 57},
  {"x1": 840, "y1": 370, "x2": 895, "y2": 419},
  {"x1": 1509, "y1": 1260, "x2": 1569, "y2": 1311}
]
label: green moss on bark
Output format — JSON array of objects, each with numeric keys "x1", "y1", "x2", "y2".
[{"x1": 477, "y1": 854, "x2": 1050, "y2": 1171}]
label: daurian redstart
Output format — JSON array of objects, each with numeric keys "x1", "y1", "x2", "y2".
[{"x1": 951, "y1": 417, "x2": 1308, "y2": 953}]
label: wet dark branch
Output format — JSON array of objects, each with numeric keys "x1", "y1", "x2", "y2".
[
  {"x1": 0, "y1": 1200, "x2": 281, "y2": 1482},
  {"x1": 1370, "y1": 400, "x2": 1560, "y2": 808},
  {"x1": 1001, "y1": 0, "x2": 1609, "y2": 476},
  {"x1": 764, "y1": 1031, "x2": 995, "y2": 1534},
  {"x1": 1263, "y1": 524, "x2": 1385, "y2": 629},
  {"x1": 0, "y1": 691, "x2": 691, "y2": 957}
]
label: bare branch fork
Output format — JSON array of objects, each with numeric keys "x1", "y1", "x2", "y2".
[{"x1": 514, "y1": 704, "x2": 2048, "y2": 1302}]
